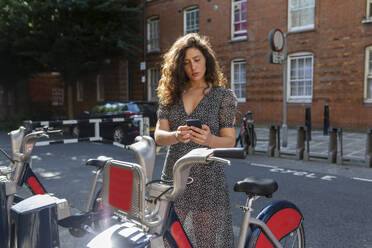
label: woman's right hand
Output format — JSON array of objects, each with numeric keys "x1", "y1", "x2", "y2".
[{"x1": 175, "y1": 125, "x2": 191, "y2": 143}]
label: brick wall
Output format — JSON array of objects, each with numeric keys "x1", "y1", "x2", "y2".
[{"x1": 145, "y1": 0, "x2": 372, "y2": 129}]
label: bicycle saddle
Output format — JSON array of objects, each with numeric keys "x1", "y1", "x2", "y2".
[
  {"x1": 86, "y1": 156, "x2": 112, "y2": 168},
  {"x1": 234, "y1": 177, "x2": 278, "y2": 197}
]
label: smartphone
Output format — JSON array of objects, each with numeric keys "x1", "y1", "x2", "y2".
[{"x1": 186, "y1": 119, "x2": 202, "y2": 129}]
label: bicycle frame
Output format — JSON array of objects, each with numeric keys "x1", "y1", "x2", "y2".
[
  {"x1": 0, "y1": 126, "x2": 111, "y2": 248},
  {"x1": 86, "y1": 145, "x2": 304, "y2": 248}
]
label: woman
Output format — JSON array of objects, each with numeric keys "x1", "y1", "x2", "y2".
[{"x1": 155, "y1": 33, "x2": 237, "y2": 248}]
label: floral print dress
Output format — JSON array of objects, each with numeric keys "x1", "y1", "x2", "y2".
[{"x1": 157, "y1": 86, "x2": 238, "y2": 248}]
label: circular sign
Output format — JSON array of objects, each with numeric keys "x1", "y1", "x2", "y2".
[{"x1": 269, "y1": 29, "x2": 284, "y2": 52}]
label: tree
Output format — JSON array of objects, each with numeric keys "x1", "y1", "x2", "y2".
[{"x1": 0, "y1": 0, "x2": 142, "y2": 117}]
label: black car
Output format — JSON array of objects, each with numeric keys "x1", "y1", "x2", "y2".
[{"x1": 73, "y1": 101, "x2": 158, "y2": 144}]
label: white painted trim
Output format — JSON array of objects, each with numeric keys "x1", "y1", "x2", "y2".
[
  {"x1": 287, "y1": 52, "x2": 314, "y2": 103},
  {"x1": 288, "y1": 0, "x2": 315, "y2": 31},
  {"x1": 184, "y1": 6, "x2": 199, "y2": 35},
  {"x1": 231, "y1": 59, "x2": 247, "y2": 102},
  {"x1": 364, "y1": 46, "x2": 372, "y2": 102}
]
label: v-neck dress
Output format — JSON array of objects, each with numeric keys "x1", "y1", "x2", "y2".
[{"x1": 157, "y1": 86, "x2": 237, "y2": 248}]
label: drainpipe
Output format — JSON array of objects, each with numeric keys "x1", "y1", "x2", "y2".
[{"x1": 143, "y1": 0, "x2": 147, "y2": 101}]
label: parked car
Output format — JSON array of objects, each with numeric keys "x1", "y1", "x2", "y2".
[{"x1": 72, "y1": 101, "x2": 158, "y2": 144}]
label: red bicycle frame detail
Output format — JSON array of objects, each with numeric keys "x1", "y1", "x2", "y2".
[
  {"x1": 255, "y1": 208, "x2": 302, "y2": 248},
  {"x1": 170, "y1": 221, "x2": 192, "y2": 248},
  {"x1": 22, "y1": 164, "x2": 47, "y2": 195}
]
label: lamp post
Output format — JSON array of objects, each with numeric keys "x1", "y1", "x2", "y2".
[
  {"x1": 282, "y1": 32, "x2": 288, "y2": 147},
  {"x1": 269, "y1": 29, "x2": 287, "y2": 147}
]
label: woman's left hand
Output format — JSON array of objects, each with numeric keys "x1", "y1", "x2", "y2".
[{"x1": 189, "y1": 124, "x2": 213, "y2": 147}]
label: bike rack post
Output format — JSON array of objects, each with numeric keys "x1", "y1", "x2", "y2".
[
  {"x1": 268, "y1": 125, "x2": 280, "y2": 157},
  {"x1": 267, "y1": 125, "x2": 276, "y2": 157},
  {"x1": 365, "y1": 128, "x2": 372, "y2": 168},
  {"x1": 296, "y1": 126, "x2": 305, "y2": 160},
  {"x1": 336, "y1": 128, "x2": 343, "y2": 165},
  {"x1": 328, "y1": 127, "x2": 338, "y2": 163},
  {"x1": 0, "y1": 181, "x2": 9, "y2": 248},
  {"x1": 247, "y1": 122, "x2": 255, "y2": 155},
  {"x1": 275, "y1": 125, "x2": 280, "y2": 157}
]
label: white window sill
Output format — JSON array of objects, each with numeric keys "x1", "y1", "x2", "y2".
[
  {"x1": 229, "y1": 36, "x2": 247, "y2": 43},
  {"x1": 362, "y1": 18, "x2": 372, "y2": 24},
  {"x1": 288, "y1": 25, "x2": 315, "y2": 34},
  {"x1": 288, "y1": 98, "x2": 312, "y2": 104},
  {"x1": 364, "y1": 99, "x2": 372, "y2": 103},
  {"x1": 237, "y1": 98, "x2": 246, "y2": 103}
]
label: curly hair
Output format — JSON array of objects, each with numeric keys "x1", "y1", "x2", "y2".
[{"x1": 157, "y1": 33, "x2": 227, "y2": 106}]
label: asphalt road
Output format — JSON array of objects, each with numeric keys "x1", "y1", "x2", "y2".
[{"x1": 1, "y1": 138, "x2": 372, "y2": 247}]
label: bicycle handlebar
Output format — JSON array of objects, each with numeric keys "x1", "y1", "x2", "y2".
[{"x1": 168, "y1": 147, "x2": 238, "y2": 200}]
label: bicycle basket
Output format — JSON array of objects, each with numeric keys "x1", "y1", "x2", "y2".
[{"x1": 102, "y1": 160, "x2": 146, "y2": 222}]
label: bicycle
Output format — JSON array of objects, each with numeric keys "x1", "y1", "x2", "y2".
[
  {"x1": 86, "y1": 139, "x2": 305, "y2": 248},
  {"x1": 236, "y1": 110, "x2": 257, "y2": 154},
  {"x1": 0, "y1": 126, "x2": 154, "y2": 247}
]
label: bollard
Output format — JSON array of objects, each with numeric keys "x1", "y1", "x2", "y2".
[
  {"x1": 296, "y1": 126, "x2": 305, "y2": 160},
  {"x1": 247, "y1": 122, "x2": 255, "y2": 155},
  {"x1": 304, "y1": 126, "x2": 310, "y2": 161},
  {"x1": 366, "y1": 128, "x2": 372, "y2": 168},
  {"x1": 336, "y1": 128, "x2": 343, "y2": 165},
  {"x1": 268, "y1": 125, "x2": 277, "y2": 157},
  {"x1": 328, "y1": 127, "x2": 338, "y2": 163},
  {"x1": 275, "y1": 125, "x2": 280, "y2": 157},
  {"x1": 323, "y1": 104, "x2": 330, "y2": 135},
  {"x1": 305, "y1": 107, "x2": 312, "y2": 141}
]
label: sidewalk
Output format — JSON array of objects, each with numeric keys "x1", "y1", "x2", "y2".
[{"x1": 251, "y1": 127, "x2": 368, "y2": 165}]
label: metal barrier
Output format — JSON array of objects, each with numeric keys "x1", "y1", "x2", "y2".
[
  {"x1": 23, "y1": 117, "x2": 150, "y2": 147},
  {"x1": 328, "y1": 127, "x2": 343, "y2": 165},
  {"x1": 366, "y1": 128, "x2": 372, "y2": 168},
  {"x1": 267, "y1": 125, "x2": 280, "y2": 157}
]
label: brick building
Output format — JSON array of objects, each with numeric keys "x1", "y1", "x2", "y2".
[{"x1": 143, "y1": 0, "x2": 372, "y2": 129}]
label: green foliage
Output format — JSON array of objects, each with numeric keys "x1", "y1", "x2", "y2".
[{"x1": 0, "y1": 0, "x2": 142, "y2": 84}]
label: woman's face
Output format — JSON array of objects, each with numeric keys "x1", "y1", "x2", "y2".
[{"x1": 183, "y1": 47, "x2": 206, "y2": 83}]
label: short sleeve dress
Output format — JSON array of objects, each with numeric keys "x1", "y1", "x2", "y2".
[{"x1": 157, "y1": 86, "x2": 237, "y2": 248}]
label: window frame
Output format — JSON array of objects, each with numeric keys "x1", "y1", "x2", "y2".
[
  {"x1": 231, "y1": 0, "x2": 247, "y2": 40},
  {"x1": 96, "y1": 74, "x2": 104, "y2": 102},
  {"x1": 288, "y1": 0, "x2": 315, "y2": 32},
  {"x1": 367, "y1": 0, "x2": 372, "y2": 19},
  {"x1": 364, "y1": 46, "x2": 372, "y2": 102},
  {"x1": 147, "y1": 67, "x2": 160, "y2": 102},
  {"x1": 287, "y1": 52, "x2": 314, "y2": 103},
  {"x1": 147, "y1": 16, "x2": 160, "y2": 52},
  {"x1": 231, "y1": 59, "x2": 247, "y2": 102},
  {"x1": 184, "y1": 6, "x2": 199, "y2": 34}
]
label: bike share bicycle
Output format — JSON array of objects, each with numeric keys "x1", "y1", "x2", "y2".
[
  {"x1": 85, "y1": 138, "x2": 305, "y2": 248},
  {"x1": 236, "y1": 111, "x2": 257, "y2": 155},
  {"x1": 0, "y1": 125, "x2": 156, "y2": 248}
]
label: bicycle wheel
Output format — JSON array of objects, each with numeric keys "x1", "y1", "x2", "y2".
[{"x1": 247, "y1": 200, "x2": 305, "y2": 248}]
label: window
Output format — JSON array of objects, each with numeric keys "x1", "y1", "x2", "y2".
[
  {"x1": 231, "y1": 60, "x2": 246, "y2": 102},
  {"x1": 147, "y1": 17, "x2": 159, "y2": 52},
  {"x1": 76, "y1": 81, "x2": 83, "y2": 102},
  {"x1": 231, "y1": 0, "x2": 247, "y2": 39},
  {"x1": 365, "y1": 46, "x2": 372, "y2": 102},
  {"x1": 51, "y1": 86, "x2": 64, "y2": 106},
  {"x1": 96, "y1": 74, "x2": 104, "y2": 102},
  {"x1": 184, "y1": 6, "x2": 199, "y2": 34},
  {"x1": 148, "y1": 67, "x2": 160, "y2": 101},
  {"x1": 288, "y1": 53, "x2": 313, "y2": 102},
  {"x1": 288, "y1": 0, "x2": 315, "y2": 31},
  {"x1": 367, "y1": 0, "x2": 372, "y2": 19}
]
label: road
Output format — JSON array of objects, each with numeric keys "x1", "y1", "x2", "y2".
[{"x1": 1, "y1": 139, "x2": 372, "y2": 247}]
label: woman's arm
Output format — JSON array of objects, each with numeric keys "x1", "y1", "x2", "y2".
[
  {"x1": 189, "y1": 125, "x2": 235, "y2": 148},
  {"x1": 154, "y1": 119, "x2": 191, "y2": 146}
]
